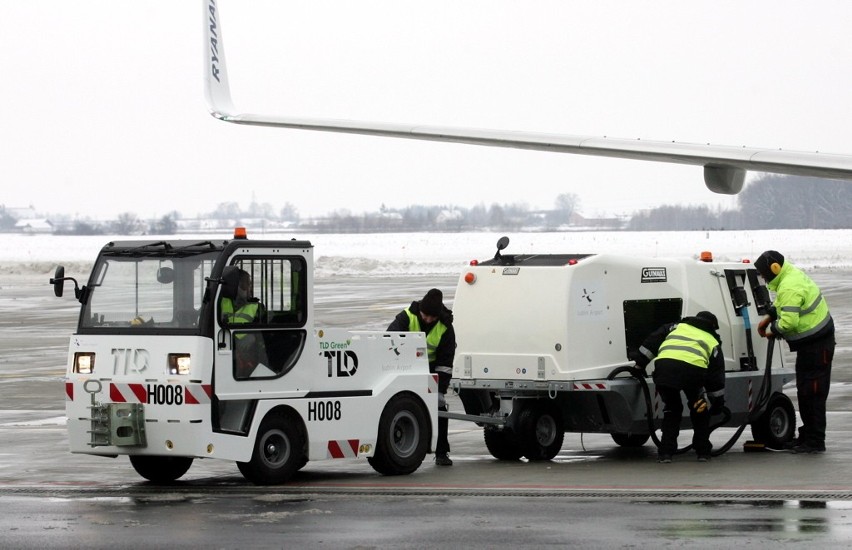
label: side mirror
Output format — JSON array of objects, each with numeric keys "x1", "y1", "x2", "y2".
[
  {"x1": 494, "y1": 236, "x2": 511, "y2": 264},
  {"x1": 496, "y1": 236, "x2": 510, "y2": 251},
  {"x1": 50, "y1": 266, "x2": 66, "y2": 297}
]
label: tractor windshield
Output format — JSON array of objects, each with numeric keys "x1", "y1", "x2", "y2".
[{"x1": 80, "y1": 251, "x2": 219, "y2": 332}]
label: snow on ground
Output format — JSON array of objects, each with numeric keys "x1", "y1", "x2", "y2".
[{"x1": 3, "y1": 229, "x2": 851, "y2": 277}]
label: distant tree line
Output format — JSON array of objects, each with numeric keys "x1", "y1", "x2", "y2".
[
  {"x1": 627, "y1": 175, "x2": 852, "y2": 231},
  {"x1": 8, "y1": 176, "x2": 852, "y2": 235}
]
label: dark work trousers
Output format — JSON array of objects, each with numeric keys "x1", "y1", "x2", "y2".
[
  {"x1": 437, "y1": 392, "x2": 450, "y2": 455},
  {"x1": 655, "y1": 363, "x2": 712, "y2": 457},
  {"x1": 794, "y1": 336, "x2": 835, "y2": 447}
]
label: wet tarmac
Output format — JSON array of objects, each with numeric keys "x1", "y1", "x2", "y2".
[{"x1": 1, "y1": 269, "x2": 851, "y2": 547}]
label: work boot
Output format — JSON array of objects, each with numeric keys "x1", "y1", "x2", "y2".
[
  {"x1": 792, "y1": 442, "x2": 826, "y2": 454},
  {"x1": 697, "y1": 455, "x2": 711, "y2": 463},
  {"x1": 435, "y1": 453, "x2": 453, "y2": 466},
  {"x1": 782, "y1": 438, "x2": 801, "y2": 450},
  {"x1": 657, "y1": 454, "x2": 672, "y2": 464}
]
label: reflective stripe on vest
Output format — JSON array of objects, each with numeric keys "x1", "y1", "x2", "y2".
[
  {"x1": 656, "y1": 323, "x2": 716, "y2": 369},
  {"x1": 405, "y1": 308, "x2": 448, "y2": 364},
  {"x1": 221, "y1": 298, "x2": 260, "y2": 340},
  {"x1": 768, "y1": 262, "x2": 832, "y2": 342},
  {"x1": 221, "y1": 298, "x2": 260, "y2": 324}
]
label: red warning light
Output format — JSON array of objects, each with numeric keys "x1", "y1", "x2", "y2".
[
  {"x1": 699, "y1": 251, "x2": 713, "y2": 262},
  {"x1": 234, "y1": 227, "x2": 248, "y2": 239},
  {"x1": 464, "y1": 272, "x2": 476, "y2": 284},
  {"x1": 469, "y1": 259, "x2": 479, "y2": 266}
]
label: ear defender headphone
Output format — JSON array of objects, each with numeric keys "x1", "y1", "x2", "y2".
[{"x1": 756, "y1": 250, "x2": 784, "y2": 281}]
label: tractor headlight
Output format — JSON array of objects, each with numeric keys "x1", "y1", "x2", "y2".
[
  {"x1": 73, "y1": 352, "x2": 95, "y2": 374},
  {"x1": 168, "y1": 353, "x2": 191, "y2": 375}
]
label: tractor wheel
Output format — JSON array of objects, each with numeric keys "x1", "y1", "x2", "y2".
[
  {"x1": 238, "y1": 412, "x2": 305, "y2": 485},
  {"x1": 368, "y1": 394, "x2": 429, "y2": 476},
  {"x1": 751, "y1": 393, "x2": 796, "y2": 449},
  {"x1": 483, "y1": 428, "x2": 523, "y2": 461},
  {"x1": 129, "y1": 455, "x2": 193, "y2": 483},
  {"x1": 518, "y1": 405, "x2": 564, "y2": 461}
]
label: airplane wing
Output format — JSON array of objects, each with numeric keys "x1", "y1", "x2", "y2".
[{"x1": 203, "y1": 1, "x2": 852, "y2": 195}]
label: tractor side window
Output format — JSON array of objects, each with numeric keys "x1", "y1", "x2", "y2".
[
  {"x1": 220, "y1": 256, "x2": 308, "y2": 380},
  {"x1": 222, "y1": 257, "x2": 307, "y2": 327}
]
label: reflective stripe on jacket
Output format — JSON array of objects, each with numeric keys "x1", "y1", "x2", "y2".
[
  {"x1": 656, "y1": 322, "x2": 717, "y2": 369},
  {"x1": 767, "y1": 262, "x2": 832, "y2": 343},
  {"x1": 221, "y1": 298, "x2": 261, "y2": 325},
  {"x1": 405, "y1": 308, "x2": 448, "y2": 364}
]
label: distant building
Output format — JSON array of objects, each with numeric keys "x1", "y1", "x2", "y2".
[
  {"x1": 15, "y1": 218, "x2": 53, "y2": 234},
  {"x1": 569, "y1": 212, "x2": 624, "y2": 229}
]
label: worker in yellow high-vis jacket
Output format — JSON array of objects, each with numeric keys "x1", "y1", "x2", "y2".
[
  {"x1": 755, "y1": 250, "x2": 835, "y2": 454},
  {"x1": 633, "y1": 311, "x2": 726, "y2": 464},
  {"x1": 388, "y1": 288, "x2": 456, "y2": 466}
]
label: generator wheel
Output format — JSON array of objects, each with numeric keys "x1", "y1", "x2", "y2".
[
  {"x1": 238, "y1": 412, "x2": 305, "y2": 485},
  {"x1": 483, "y1": 427, "x2": 523, "y2": 461},
  {"x1": 611, "y1": 433, "x2": 651, "y2": 447},
  {"x1": 368, "y1": 394, "x2": 429, "y2": 476},
  {"x1": 129, "y1": 455, "x2": 193, "y2": 483},
  {"x1": 518, "y1": 406, "x2": 565, "y2": 461},
  {"x1": 750, "y1": 393, "x2": 796, "y2": 449}
]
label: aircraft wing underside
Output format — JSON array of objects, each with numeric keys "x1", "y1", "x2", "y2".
[{"x1": 202, "y1": 1, "x2": 852, "y2": 195}]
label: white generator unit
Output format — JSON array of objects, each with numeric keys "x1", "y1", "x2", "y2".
[{"x1": 448, "y1": 237, "x2": 795, "y2": 460}]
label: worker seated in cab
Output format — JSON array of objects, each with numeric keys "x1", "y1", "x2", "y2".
[{"x1": 219, "y1": 266, "x2": 269, "y2": 378}]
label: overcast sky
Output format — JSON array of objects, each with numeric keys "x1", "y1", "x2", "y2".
[{"x1": 2, "y1": 1, "x2": 850, "y2": 221}]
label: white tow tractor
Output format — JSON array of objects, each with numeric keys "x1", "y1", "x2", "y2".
[
  {"x1": 52, "y1": 229, "x2": 437, "y2": 484},
  {"x1": 446, "y1": 237, "x2": 796, "y2": 459}
]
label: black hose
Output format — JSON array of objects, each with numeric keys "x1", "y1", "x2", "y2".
[
  {"x1": 709, "y1": 337, "x2": 776, "y2": 456},
  {"x1": 607, "y1": 337, "x2": 776, "y2": 457}
]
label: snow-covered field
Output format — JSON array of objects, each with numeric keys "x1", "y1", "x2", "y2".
[{"x1": 3, "y1": 229, "x2": 851, "y2": 277}]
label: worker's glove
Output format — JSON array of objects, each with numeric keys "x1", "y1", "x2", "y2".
[
  {"x1": 692, "y1": 397, "x2": 709, "y2": 414},
  {"x1": 438, "y1": 392, "x2": 447, "y2": 411},
  {"x1": 757, "y1": 316, "x2": 772, "y2": 338}
]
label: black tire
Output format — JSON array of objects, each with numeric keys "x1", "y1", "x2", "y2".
[
  {"x1": 611, "y1": 433, "x2": 651, "y2": 447},
  {"x1": 129, "y1": 455, "x2": 193, "y2": 483},
  {"x1": 518, "y1": 406, "x2": 565, "y2": 461},
  {"x1": 750, "y1": 393, "x2": 796, "y2": 449},
  {"x1": 238, "y1": 412, "x2": 305, "y2": 485},
  {"x1": 368, "y1": 394, "x2": 429, "y2": 476},
  {"x1": 483, "y1": 428, "x2": 523, "y2": 461}
]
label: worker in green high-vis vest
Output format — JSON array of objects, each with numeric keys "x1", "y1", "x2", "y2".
[{"x1": 388, "y1": 288, "x2": 456, "y2": 466}]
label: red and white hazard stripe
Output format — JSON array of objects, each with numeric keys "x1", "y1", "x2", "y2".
[
  {"x1": 572, "y1": 382, "x2": 609, "y2": 391},
  {"x1": 110, "y1": 383, "x2": 147, "y2": 403},
  {"x1": 327, "y1": 439, "x2": 360, "y2": 459},
  {"x1": 428, "y1": 373, "x2": 438, "y2": 394},
  {"x1": 65, "y1": 382, "x2": 213, "y2": 405},
  {"x1": 185, "y1": 384, "x2": 213, "y2": 405},
  {"x1": 747, "y1": 379, "x2": 753, "y2": 412}
]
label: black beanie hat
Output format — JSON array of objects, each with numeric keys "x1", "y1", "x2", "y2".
[
  {"x1": 696, "y1": 310, "x2": 719, "y2": 331},
  {"x1": 419, "y1": 288, "x2": 443, "y2": 316},
  {"x1": 754, "y1": 250, "x2": 784, "y2": 281}
]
